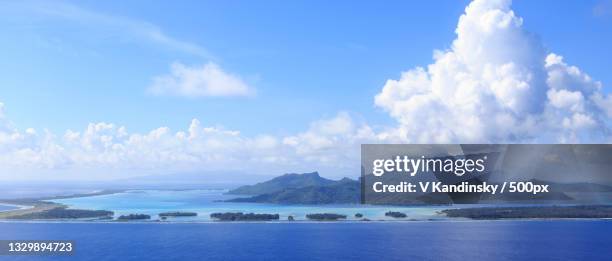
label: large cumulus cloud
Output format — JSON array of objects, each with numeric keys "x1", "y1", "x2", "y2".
[{"x1": 375, "y1": 0, "x2": 611, "y2": 143}]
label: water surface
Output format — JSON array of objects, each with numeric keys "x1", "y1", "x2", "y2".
[{"x1": 1, "y1": 221, "x2": 610, "y2": 260}]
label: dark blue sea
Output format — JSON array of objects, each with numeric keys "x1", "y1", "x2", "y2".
[{"x1": 0, "y1": 220, "x2": 610, "y2": 261}]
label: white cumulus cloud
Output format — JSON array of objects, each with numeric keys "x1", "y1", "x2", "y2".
[
  {"x1": 375, "y1": 0, "x2": 611, "y2": 143},
  {"x1": 0, "y1": 108, "x2": 373, "y2": 179},
  {"x1": 282, "y1": 112, "x2": 378, "y2": 166},
  {"x1": 148, "y1": 62, "x2": 254, "y2": 98}
]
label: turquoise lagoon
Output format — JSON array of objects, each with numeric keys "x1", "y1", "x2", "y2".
[{"x1": 49, "y1": 189, "x2": 452, "y2": 221}]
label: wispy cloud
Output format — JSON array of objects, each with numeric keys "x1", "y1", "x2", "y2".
[
  {"x1": 594, "y1": 0, "x2": 612, "y2": 18},
  {"x1": 148, "y1": 62, "x2": 255, "y2": 98},
  {"x1": 0, "y1": 0, "x2": 213, "y2": 58}
]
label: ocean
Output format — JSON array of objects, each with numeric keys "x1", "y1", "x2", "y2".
[{"x1": 0, "y1": 221, "x2": 610, "y2": 260}]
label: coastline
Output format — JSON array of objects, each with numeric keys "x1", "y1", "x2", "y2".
[
  {"x1": 0, "y1": 202, "x2": 33, "y2": 211},
  {"x1": 2, "y1": 189, "x2": 612, "y2": 222},
  {"x1": 0, "y1": 201, "x2": 64, "y2": 219},
  {"x1": 0, "y1": 217, "x2": 610, "y2": 224},
  {"x1": 0, "y1": 189, "x2": 124, "y2": 220}
]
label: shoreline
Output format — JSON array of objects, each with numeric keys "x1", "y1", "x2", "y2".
[
  {"x1": 2, "y1": 189, "x2": 612, "y2": 222},
  {"x1": 40, "y1": 189, "x2": 127, "y2": 201},
  {"x1": 0, "y1": 201, "x2": 65, "y2": 219},
  {"x1": 0, "y1": 217, "x2": 610, "y2": 224},
  {"x1": 0, "y1": 202, "x2": 33, "y2": 211},
  {"x1": 0, "y1": 189, "x2": 125, "y2": 220}
]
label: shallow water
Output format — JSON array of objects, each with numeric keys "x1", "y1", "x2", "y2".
[
  {"x1": 49, "y1": 189, "x2": 451, "y2": 221},
  {"x1": 0, "y1": 204, "x2": 18, "y2": 212}
]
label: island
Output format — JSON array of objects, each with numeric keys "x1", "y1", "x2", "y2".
[
  {"x1": 117, "y1": 214, "x2": 151, "y2": 221},
  {"x1": 210, "y1": 212, "x2": 280, "y2": 221},
  {"x1": 227, "y1": 172, "x2": 336, "y2": 195},
  {"x1": 385, "y1": 211, "x2": 407, "y2": 218},
  {"x1": 0, "y1": 190, "x2": 122, "y2": 220},
  {"x1": 4, "y1": 206, "x2": 113, "y2": 220},
  {"x1": 159, "y1": 211, "x2": 198, "y2": 217},
  {"x1": 226, "y1": 172, "x2": 612, "y2": 206},
  {"x1": 226, "y1": 172, "x2": 360, "y2": 204},
  {"x1": 306, "y1": 213, "x2": 347, "y2": 221},
  {"x1": 3, "y1": 173, "x2": 612, "y2": 222},
  {"x1": 441, "y1": 205, "x2": 612, "y2": 219}
]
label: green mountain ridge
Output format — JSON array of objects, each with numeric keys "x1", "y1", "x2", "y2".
[
  {"x1": 227, "y1": 171, "x2": 337, "y2": 195},
  {"x1": 225, "y1": 173, "x2": 612, "y2": 205},
  {"x1": 226, "y1": 173, "x2": 360, "y2": 204}
]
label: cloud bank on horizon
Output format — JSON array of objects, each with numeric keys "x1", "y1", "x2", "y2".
[
  {"x1": 0, "y1": 107, "x2": 372, "y2": 179},
  {"x1": 0, "y1": 0, "x2": 610, "y2": 180}
]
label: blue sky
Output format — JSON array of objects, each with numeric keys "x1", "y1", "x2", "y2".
[
  {"x1": 0, "y1": 0, "x2": 609, "y2": 135},
  {"x1": 0, "y1": 0, "x2": 611, "y2": 180}
]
